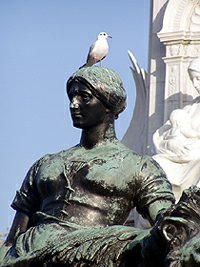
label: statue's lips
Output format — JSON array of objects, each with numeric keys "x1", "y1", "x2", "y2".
[{"x1": 71, "y1": 112, "x2": 83, "y2": 118}]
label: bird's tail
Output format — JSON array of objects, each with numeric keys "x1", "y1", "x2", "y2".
[
  {"x1": 79, "y1": 61, "x2": 95, "y2": 69},
  {"x1": 79, "y1": 63, "x2": 86, "y2": 69}
]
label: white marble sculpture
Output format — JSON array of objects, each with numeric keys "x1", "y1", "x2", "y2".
[
  {"x1": 153, "y1": 57, "x2": 200, "y2": 201},
  {"x1": 122, "y1": 51, "x2": 147, "y2": 155}
]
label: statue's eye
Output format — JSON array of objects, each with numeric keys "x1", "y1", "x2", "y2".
[{"x1": 80, "y1": 92, "x2": 91, "y2": 101}]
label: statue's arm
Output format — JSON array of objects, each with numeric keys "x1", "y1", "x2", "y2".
[
  {"x1": 4, "y1": 211, "x2": 29, "y2": 246},
  {"x1": 135, "y1": 156, "x2": 175, "y2": 224},
  {"x1": 0, "y1": 156, "x2": 46, "y2": 255},
  {"x1": 0, "y1": 211, "x2": 29, "y2": 260}
]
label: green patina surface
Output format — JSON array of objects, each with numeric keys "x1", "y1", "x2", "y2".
[{"x1": 2, "y1": 67, "x2": 200, "y2": 267}]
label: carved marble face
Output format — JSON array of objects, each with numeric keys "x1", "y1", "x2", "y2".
[
  {"x1": 189, "y1": 70, "x2": 200, "y2": 94},
  {"x1": 68, "y1": 81, "x2": 109, "y2": 129}
]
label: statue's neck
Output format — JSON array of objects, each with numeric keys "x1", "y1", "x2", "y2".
[{"x1": 79, "y1": 122, "x2": 116, "y2": 149}]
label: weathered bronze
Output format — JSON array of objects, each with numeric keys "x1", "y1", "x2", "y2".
[
  {"x1": 159, "y1": 186, "x2": 200, "y2": 267},
  {"x1": 1, "y1": 66, "x2": 199, "y2": 267}
]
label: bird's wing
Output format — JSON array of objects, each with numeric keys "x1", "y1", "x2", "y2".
[
  {"x1": 86, "y1": 42, "x2": 96, "y2": 61},
  {"x1": 79, "y1": 43, "x2": 96, "y2": 69}
]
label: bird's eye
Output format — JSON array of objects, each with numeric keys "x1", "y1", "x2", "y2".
[{"x1": 103, "y1": 33, "x2": 106, "y2": 35}]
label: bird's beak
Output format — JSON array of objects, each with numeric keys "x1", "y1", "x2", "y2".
[{"x1": 107, "y1": 35, "x2": 112, "y2": 38}]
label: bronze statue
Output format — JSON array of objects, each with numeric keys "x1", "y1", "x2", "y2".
[{"x1": 0, "y1": 66, "x2": 182, "y2": 266}]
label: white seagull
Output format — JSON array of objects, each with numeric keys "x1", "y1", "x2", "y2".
[{"x1": 80, "y1": 32, "x2": 112, "y2": 68}]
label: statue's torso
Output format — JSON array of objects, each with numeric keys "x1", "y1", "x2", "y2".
[
  {"x1": 35, "y1": 141, "x2": 139, "y2": 227},
  {"x1": 12, "y1": 139, "x2": 173, "y2": 229}
]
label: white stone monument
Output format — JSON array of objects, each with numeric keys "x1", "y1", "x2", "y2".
[
  {"x1": 123, "y1": 0, "x2": 200, "y2": 155},
  {"x1": 123, "y1": 0, "x2": 200, "y2": 225},
  {"x1": 153, "y1": 57, "x2": 200, "y2": 201},
  {"x1": 152, "y1": 0, "x2": 200, "y2": 201}
]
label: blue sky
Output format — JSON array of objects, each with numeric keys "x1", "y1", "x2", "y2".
[{"x1": 0, "y1": 1, "x2": 150, "y2": 234}]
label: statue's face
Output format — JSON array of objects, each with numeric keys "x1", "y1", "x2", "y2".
[
  {"x1": 68, "y1": 81, "x2": 109, "y2": 129},
  {"x1": 189, "y1": 70, "x2": 200, "y2": 94}
]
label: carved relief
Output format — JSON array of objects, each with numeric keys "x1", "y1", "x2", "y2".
[
  {"x1": 190, "y1": 3, "x2": 200, "y2": 31},
  {"x1": 169, "y1": 45, "x2": 180, "y2": 57},
  {"x1": 167, "y1": 44, "x2": 189, "y2": 57},
  {"x1": 167, "y1": 43, "x2": 200, "y2": 59},
  {"x1": 158, "y1": 0, "x2": 200, "y2": 108},
  {"x1": 160, "y1": 0, "x2": 200, "y2": 33},
  {"x1": 187, "y1": 44, "x2": 200, "y2": 57},
  {"x1": 168, "y1": 77, "x2": 176, "y2": 96}
]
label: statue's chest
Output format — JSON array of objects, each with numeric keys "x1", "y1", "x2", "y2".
[
  {"x1": 65, "y1": 156, "x2": 128, "y2": 195},
  {"x1": 37, "y1": 150, "x2": 132, "y2": 198}
]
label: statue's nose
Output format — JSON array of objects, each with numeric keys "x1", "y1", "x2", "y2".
[{"x1": 70, "y1": 96, "x2": 79, "y2": 109}]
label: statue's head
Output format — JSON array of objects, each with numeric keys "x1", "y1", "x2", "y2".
[
  {"x1": 66, "y1": 66, "x2": 126, "y2": 118},
  {"x1": 188, "y1": 57, "x2": 200, "y2": 93}
]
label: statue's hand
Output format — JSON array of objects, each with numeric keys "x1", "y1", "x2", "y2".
[{"x1": 167, "y1": 139, "x2": 189, "y2": 156}]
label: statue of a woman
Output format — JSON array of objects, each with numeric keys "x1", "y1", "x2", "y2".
[
  {"x1": 153, "y1": 57, "x2": 200, "y2": 201},
  {"x1": 0, "y1": 66, "x2": 174, "y2": 267}
]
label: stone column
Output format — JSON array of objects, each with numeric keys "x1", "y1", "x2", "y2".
[
  {"x1": 146, "y1": 0, "x2": 169, "y2": 154},
  {"x1": 158, "y1": 0, "x2": 200, "y2": 121}
]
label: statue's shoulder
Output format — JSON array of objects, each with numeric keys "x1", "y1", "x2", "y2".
[
  {"x1": 116, "y1": 141, "x2": 161, "y2": 171},
  {"x1": 115, "y1": 141, "x2": 143, "y2": 162},
  {"x1": 34, "y1": 145, "x2": 80, "y2": 167},
  {"x1": 116, "y1": 141, "x2": 140, "y2": 156}
]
